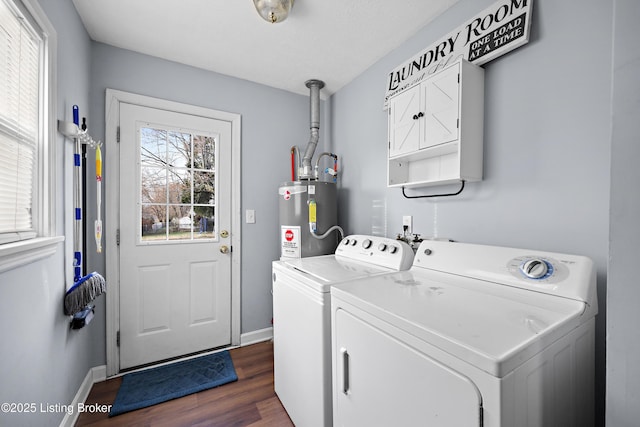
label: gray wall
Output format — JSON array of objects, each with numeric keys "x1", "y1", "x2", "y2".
[
  {"x1": 607, "y1": 0, "x2": 640, "y2": 425},
  {"x1": 0, "y1": 0, "x2": 100, "y2": 426},
  {"x1": 86, "y1": 43, "x2": 323, "y2": 335},
  {"x1": 330, "y1": 0, "x2": 612, "y2": 424}
]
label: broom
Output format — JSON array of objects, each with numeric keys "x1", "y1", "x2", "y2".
[{"x1": 64, "y1": 106, "x2": 106, "y2": 316}]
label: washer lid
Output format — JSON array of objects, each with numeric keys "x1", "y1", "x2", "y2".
[
  {"x1": 281, "y1": 255, "x2": 394, "y2": 285},
  {"x1": 331, "y1": 269, "x2": 588, "y2": 378}
]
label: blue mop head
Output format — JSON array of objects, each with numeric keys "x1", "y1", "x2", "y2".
[{"x1": 64, "y1": 272, "x2": 106, "y2": 316}]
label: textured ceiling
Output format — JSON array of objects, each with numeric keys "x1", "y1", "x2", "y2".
[{"x1": 72, "y1": 0, "x2": 459, "y2": 97}]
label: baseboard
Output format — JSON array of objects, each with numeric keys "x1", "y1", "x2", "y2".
[
  {"x1": 59, "y1": 365, "x2": 107, "y2": 427},
  {"x1": 240, "y1": 327, "x2": 273, "y2": 346}
]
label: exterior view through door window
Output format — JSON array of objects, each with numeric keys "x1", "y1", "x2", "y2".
[{"x1": 140, "y1": 127, "x2": 217, "y2": 241}]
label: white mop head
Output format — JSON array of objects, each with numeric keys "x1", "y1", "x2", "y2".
[{"x1": 64, "y1": 272, "x2": 106, "y2": 316}]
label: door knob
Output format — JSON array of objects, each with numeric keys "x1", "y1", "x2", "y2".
[
  {"x1": 220, "y1": 230, "x2": 229, "y2": 238},
  {"x1": 220, "y1": 245, "x2": 230, "y2": 254}
]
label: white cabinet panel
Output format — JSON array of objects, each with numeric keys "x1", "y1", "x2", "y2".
[
  {"x1": 422, "y1": 65, "x2": 460, "y2": 148},
  {"x1": 389, "y1": 85, "x2": 421, "y2": 157},
  {"x1": 273, "y1": 275, "x2": 331, "y2": 427},
  {"x1": 333, "y1": 308, "x2": 482, "y2": 427}
]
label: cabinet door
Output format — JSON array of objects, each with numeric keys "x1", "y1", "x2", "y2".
[
  {"x1": 388, "y1": 85, "x2": 420, "y2": 157},
  {"x1": 422, "y1": 64, "x2": 460, "y2": 149},
  {"x1": 334, "y1": 308, "x2": 482, "y2": 427}
]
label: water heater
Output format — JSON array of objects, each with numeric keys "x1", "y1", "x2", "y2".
[
  {"x1": 278, "y1": 180, "x2": 337, "y2": 259},
  {"x1": 279, "y1": 79, "x2": 342, "y2": 259}
]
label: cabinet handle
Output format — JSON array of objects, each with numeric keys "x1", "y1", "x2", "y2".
[
  {"x1": 418, "y1": 112, "x2": 424, "y2": 118},
  {"x1": 341, "y1": 347, "x2": 350, "y2": 394},
  {"x1": 412, "y1": 114, "x2": 419, "y2": 120}
]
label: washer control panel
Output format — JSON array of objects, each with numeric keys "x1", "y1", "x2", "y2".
[
  {"x1": 520, "y1": 258, "x2": 551, "y2": 279},
  {"x1": 506, "y1": 256, "x2": 568, "y2": 284},
  {"x1": 336, "y1": 235, "x2": 414, "y2": 271},
  {"x1": 414, "y1": 240, "x2": 596, "y2": 308}
]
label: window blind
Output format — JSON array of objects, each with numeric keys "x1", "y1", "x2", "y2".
[{"x1": 0, "y1": 0, "x2": 41, "y2": 244}]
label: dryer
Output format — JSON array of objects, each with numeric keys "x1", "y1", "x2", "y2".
[
  {"x1": 272, "y1": 235, "x2": 414, "y2": 427},
  {"x1": 331, "y1": 240, "x2": 597, "y2": 427}
]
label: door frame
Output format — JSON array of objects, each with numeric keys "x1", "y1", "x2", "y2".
[{"x1": 104, "y1": 89, "x2": 242, "y2": 377}]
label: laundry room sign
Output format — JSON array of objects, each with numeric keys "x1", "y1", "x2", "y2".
[{"x1": 384, "y1": 0, "x2": 533, "y2": 108}]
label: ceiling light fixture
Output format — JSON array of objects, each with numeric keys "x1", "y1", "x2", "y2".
[{"x1": 253, "y1": 0, "x2": 294, "y2": 23}]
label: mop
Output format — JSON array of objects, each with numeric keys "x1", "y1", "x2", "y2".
[
  {"x1": 95, "y1": 144, "x2": 103, "y2": 253},
  {"x1": 64, "y1": 106, "x2": 106, "y2": 316}
]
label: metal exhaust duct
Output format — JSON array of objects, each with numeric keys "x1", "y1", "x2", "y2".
[{"x1": 300, "y1": 79, "x2": 325, "y2": 180}]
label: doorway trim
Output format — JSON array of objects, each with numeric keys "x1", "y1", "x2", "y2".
[{"x1": 104, "y1": 89, "x2": 242, "y2": 377}]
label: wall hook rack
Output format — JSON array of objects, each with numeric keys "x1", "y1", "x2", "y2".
[{"x1": 58, "y1": 120, "x2": 102, "y2": 148}]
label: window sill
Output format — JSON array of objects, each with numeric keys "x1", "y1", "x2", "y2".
[{"x1": 0, "y1": 236, "x2": 65, "y2": 274}]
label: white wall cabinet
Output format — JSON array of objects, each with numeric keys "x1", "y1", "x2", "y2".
[{"x1": 387, "y1": 59, "x2": 484, "y2": 188}]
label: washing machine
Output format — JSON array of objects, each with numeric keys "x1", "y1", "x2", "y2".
[
  {"x1": 272, "y1": 235, "x2": 414, "y2": 427},
  {"x1": 331, "y1": 240, "x2": 598, "y2": 427}
]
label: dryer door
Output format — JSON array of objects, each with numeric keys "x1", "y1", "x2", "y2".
[{"x1": 334, "y1": 308, "x2": 483, "y2": 426}]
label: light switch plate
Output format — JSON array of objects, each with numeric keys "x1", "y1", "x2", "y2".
[{"x1": 246, "y1": 209, "x2": 256, "y2": 224}]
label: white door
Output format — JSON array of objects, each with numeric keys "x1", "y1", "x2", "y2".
[
  {"x1": 422, "y1": 62, "x2": 460, "y2": 149},
  {"x1": 118, "y1": 103, "x2": 232, "y2": 369},
  {"x1": 388, "y1": 85, "x2": 421, "y2": 158},
  {"x1": 333, "y1": 309, "x2": 483, "y2": 426}
]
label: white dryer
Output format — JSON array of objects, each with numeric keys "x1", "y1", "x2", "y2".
[
  {"x1": 272, "y1": 235, "x2": 414, "y2": 427},
  {"x1": 331, "y1": 240, "x2": 598, "y2": 427}
]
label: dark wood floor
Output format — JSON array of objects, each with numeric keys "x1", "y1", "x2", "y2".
[{"x1": 75, "y1": 341, "x2": 294, "y2": 426}]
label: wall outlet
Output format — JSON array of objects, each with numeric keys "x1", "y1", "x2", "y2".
[{"x1": 402, "y1": 215, "x2": 412, "y2": 235}]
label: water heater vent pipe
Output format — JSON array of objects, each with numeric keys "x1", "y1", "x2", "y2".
[{"x1": 300, "y1": 79, "x2": 325, "y2": 180}]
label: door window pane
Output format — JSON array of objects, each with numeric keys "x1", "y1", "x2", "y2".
[
  {"x1": 141, "y1": 167, "x2": 167, "y2": 204},
  {"x1": 139, "y1": 127, "x2": 217, "y2": 242}
]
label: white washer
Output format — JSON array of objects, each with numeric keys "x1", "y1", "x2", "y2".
[
  {"x1": 331, "y1": 240, "x2": 598, "y2": 427},
  {"x1": 272, "y1": 235, "x2": 414, "y2": 427}
]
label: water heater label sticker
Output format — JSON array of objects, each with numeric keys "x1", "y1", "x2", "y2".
[
  {"x1": 281, "y1": 226, "x2": 301, "y2": 258},
  {"x1": 308, "y1": 185, "x2": 316, "y2": 195},
  {"x1": 279, "y1": 186, "x2": 307, "y2": 200}
]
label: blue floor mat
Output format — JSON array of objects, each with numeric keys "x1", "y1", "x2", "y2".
[{"x1": 109, "y1": 350, "x2": 237, "y2": 417}]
